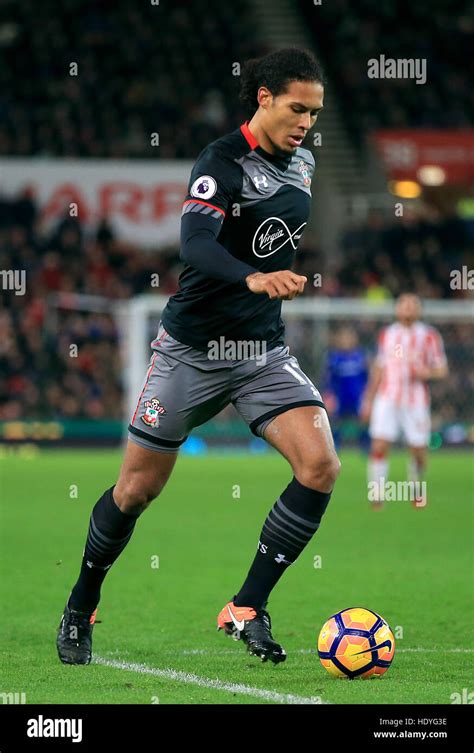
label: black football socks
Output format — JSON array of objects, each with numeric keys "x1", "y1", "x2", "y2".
[
  {"x1": 233, "y1": 476, "x2": 332, "y2": 611},
  {"x1": 69, "y1": 486, "x2": 141, "y2": 614}
]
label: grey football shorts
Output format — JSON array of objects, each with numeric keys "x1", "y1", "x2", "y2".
[{"x1": 128, "y1": 321, "x2": 326, "y2": 453}]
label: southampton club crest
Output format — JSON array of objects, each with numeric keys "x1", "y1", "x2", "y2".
[
  {"x1": 298, "y1": 159, "x2": 311, "y2": 187},
  {"x1": 141, "y1": 397, "x2": 167, "y2": 428}
]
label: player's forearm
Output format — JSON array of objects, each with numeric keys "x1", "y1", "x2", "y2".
[
  {"x1": 362, "y1": 367, "x2": 383, "y2": 402},
  {"x1": 180, "y1": 228, "x2": 258, "y2": 285},
  {"x1": 420, "y1": 365, "x2": 449, "y2": 381},
  {"x1": 433, "y1": 365, "x2": 449, "y2": 379}
]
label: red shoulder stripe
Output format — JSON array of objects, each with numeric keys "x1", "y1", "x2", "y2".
[{"x1": 182, "y1": 199, "x2": 225, "y2": 216}]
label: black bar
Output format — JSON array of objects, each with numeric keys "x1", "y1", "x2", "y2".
[{"x1": 0, "y1": 703, "x2": 471, "y2": 751}]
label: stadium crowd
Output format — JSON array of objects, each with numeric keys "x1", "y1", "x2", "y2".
[
  {"x1": 3, "y1": 1, "x2": 471, "y2": 158},
  {"x1": 0, "y1": 0, "x2": 256, "y2": 159},
  {"x1": 300, "y1": 0, "x2": 472, "y2": 141},
  {"x1": 314, "y1": 207, "x2": 472, "y2": 300},
  {"x1": 0, "y1": 191, "x2": 472, "y2": 424},
  {"x1": 0, "y1": 1, "x2": 471, "y2": 429}
]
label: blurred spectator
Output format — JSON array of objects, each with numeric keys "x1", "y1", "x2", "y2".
[
  {"x1": 324, "y1": 327, "x2": 368, "y2": 415},
  {"x1": 323, "y1": 327, "x2": 369, "y2": 448}
]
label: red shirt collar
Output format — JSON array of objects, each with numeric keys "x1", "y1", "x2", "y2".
[
  {"x1": 239, "y1": 119, "x2": 292, "y2": 169},
  {"x1": 240, "y1": 120, "x2": 259, "y2": 150}
]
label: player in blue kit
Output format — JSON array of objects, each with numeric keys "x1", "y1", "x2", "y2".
[
  {"x1": 325, "y1": 327, "x2": 368, "y2": 448},
  {"x1": 57, "y1": 48, "x2": 341, "y2": 665}
]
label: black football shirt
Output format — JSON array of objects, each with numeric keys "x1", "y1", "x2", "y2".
[{"x1": 161, "y1": 120, "x2": 315, "y2": 352}]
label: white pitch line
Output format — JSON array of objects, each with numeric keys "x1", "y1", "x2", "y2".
[{"x1": 94, "y1": 656, "x2": 324, "y2": 705}]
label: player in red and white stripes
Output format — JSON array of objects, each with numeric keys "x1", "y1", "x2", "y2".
[{"x1": 360, "y1": 294, "x2": 448, "y2": 508}]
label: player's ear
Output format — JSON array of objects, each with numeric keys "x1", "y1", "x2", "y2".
[{"x1": 257, "y1": 86, "x2": 272, "y2": 110}]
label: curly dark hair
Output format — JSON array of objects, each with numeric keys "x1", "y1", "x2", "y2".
[{"x1": 239, "y1": 47, "x2": 325, "y2": 114}]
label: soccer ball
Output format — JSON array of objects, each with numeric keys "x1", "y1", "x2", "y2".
[{"x1": 317, "y1": 607, "x2": 395, "y2": 679}]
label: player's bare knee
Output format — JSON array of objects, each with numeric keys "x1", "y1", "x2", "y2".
[
  {"x1": 296, "y1": 452, "x2": 341, "y2": 491},
  {"x1": 371, "y1": 440, "x2": 388, "y2": 458},
  {"x1": 114, "y1": 474, "x2": 165, "y2": 514},
  {"x1": 321, "y1": 454, "x2": 341, "y2": 488}
]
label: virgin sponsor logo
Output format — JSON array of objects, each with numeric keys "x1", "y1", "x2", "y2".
[{"x1": 252, "y1": 217, "x2": 306, "y2": 257}]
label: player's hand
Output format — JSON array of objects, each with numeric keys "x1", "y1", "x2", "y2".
[
  {"x1": 245, "y1": 270, "x2": 307, "y2": 300},
  {"x1": 359, "y1": 398, "x2": 372, "y2": 423},
  {"x1": 411, "y1": 365, "x2": 431, "y2": 381}
]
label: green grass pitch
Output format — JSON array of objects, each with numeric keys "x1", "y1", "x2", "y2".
[{"x1": 0, "y1": 447, "x2": 472, "y2": 704}]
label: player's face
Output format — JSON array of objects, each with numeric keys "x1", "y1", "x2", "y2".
[
  {"x1": 264, "y1": 80, "x2": 324, "y2": 154},
  {"x1": 396, "y1": 294, "x2": 422, "y2": 324},
  {"x1": 338, "y1": 328, "x2": 358, "y2": 350}
]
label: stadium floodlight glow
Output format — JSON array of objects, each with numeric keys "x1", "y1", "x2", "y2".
[
  {"x1": 388, "y1": 180, "x2": 422, "y2": 198},
  {"x1": 417, "y1": 165, "x2": 446, "y2": 186}
]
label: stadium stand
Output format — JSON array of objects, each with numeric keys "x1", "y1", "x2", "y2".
[
  {"x1": 298, "y1": 0, "x2": 472, "y2": 142},
  {"x1": 0, "y1": 0, "x2": 256, "y2": 158},
  {"x1": 0, "y1": 2, "x2": 471, "y2": 434}
]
